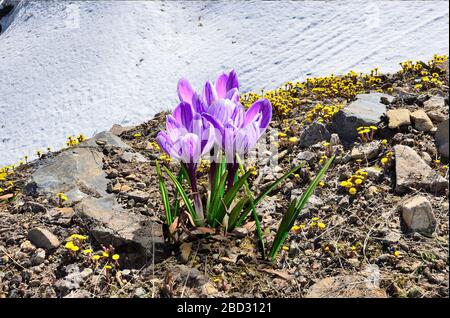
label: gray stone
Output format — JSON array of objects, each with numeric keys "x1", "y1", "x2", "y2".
[
  {"x1": 362, "y1": 166, "x2": 383, "y2": 179},
  {"x1": 121, "y1": 151, "x2": 148, "y2": 163},
  {"x1": 386, "y1": 109, "x2": 411, "y2": 129},
  {"x1": 299, "y1": 122, "x2": 331, "y2": 147},
  {"x1": 75, "y1": 197, "x2": 165, "y2": 265},
  {"x1": 28, "y1": 228, "x2": 60, "y2": 250},
  {"x1": 25, "y1": 147, "x2": 107, "y2": 202},
  {"x1": 435, "y1": 119, "x2": 449, "y2": 158},
  {"x1": 171, "y1": 265, "x2": 209, "y2": 287},
  {"x1": 401, "y1": 196, "x2": 436, "y2": 236},
  {"x1": 394, "y1": 145, "x2": 447, "y2": 193},
  {"x1": 31, "y1": 248, "x2": 46, "y2": 266},
  {"x1": 410, "y1": 110, "x2": 434, "y2": 132},
  {"x1": 424, "y1": 96, "x2": 446, "y2": 111},
  {"x1": 296, "y1": 151, "x2": 316, "y2": 163},
  {"x1": 333, "y1": 93, "x2": 388, "y2": 141},
  {"x1": 134, "y1": 287, "x2": 147, "y2": 298},
  {"x1": 85, "y1": 131, "x2": 131, "y2": 149},
  {"x1": 426, "y1": 110, "x2": 447, "y2": 125},
  {"x1": 127, "y1": 190, "x2": 150, "y2": 203},
  {"x1": 330, "y1": 133, "x2": 341, "y2": 146},
  {"x1": 351, "y1": 141, "x2": 381, "y2": 160}
]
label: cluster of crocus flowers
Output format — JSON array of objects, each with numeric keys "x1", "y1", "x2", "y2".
[{"x1": 156, "y1": 70, "x2": 272, "y2": 223}]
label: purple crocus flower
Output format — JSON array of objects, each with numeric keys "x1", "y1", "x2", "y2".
[
  {"x1": 204, "y1": 98, "x2": 272, "y2": 188},
  {"x1": 177, "y1": 70, "x2": 240, "y2": 112},
  {"x1": 156, "y1": 102, "x2": 215, "y2": 221}
]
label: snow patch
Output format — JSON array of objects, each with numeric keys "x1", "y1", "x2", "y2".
[{"x1": 0, "y1": 0, "x2": 449, "y2": 165}]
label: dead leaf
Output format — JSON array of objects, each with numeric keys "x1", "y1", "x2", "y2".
[
  {"x1": 168, "y1": 217, "x2": 180, "y2": 235},
  {"x1": 0, "y1": 194, "x2": 13, "y2": 201},
  {"x1": 190, "y1": 227, "x2": 215, "y2": 235},
  {"x1": 243, "y1": 221, "x2": 256, "y2": 231},
  {"x1": 259, "y1": 268, "x2": 294, "y2": 281}
]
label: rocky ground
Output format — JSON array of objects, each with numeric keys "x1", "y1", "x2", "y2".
[{"x1": 0, "y1": 56, "x2": 448, "y2": 298}]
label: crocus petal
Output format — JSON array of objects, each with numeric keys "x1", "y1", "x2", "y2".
[
  {"x1": 202, "y1": 81, "x2": 218, "y2": 106},
  {"x1": 244, "y1": 98, "x2": 272, "y2": 129},
  {"x1": 176, "y1": 101, "x2": 195, "y2": 130},
  {"x1": 201, "y1": 121, "x2": 215, "y2": 156},
  {"x1": 207, "y1": 99, "x2": 237, "y2": 127},
  {"x1": 225, "y1": 88, "x2": 240, "y2": 103},
  {"x1": 192, "y1": 93, "x2": 207, "y2": 113},
  {"x1": 156, "y1": 131, "x2": 176, "y2": 158},
  {"x1": 166, "y1": 115, "x2": 185, "y2": 140},
  {"x1": 177, "y1": 133, "x2": 200, "y2": 164},
  {"x1": 177, "y1": 78, "x2": 195, "y2": 103},
  {"x1": 235, "y1": 122, "x2": 259, "y2": 155},
  {"x1": 215, "y1": 73, "x2": 229, "y2": 98},
  {"x1": 226, "y1": 70, "x2": 239, "y2": 92}
]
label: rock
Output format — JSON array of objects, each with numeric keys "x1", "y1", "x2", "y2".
[
  {"x1": 386, "y1": 109, "x2": 411, "y2": 129},
  {"x1": 333, "y1": 93, "x2": 388, "y2": 141},
  {"x1": 46, "y1": 207, "x2": 75, "y2": 225},
  {"x1": 85, "y1": 131, "x2": 131, "y2": 149},
  {"x1": 20, "y1": 240, "x2": 36, "y2": 252},
  {"x1": 299, "y1": 122, "x2": 331, "y2": 147},
  {"x1": 351, "y1": 141, "x2": 381, "y2": 160},
  {"x1": 394, "y1": 87, "x2": 417, "y2": 105},
  {"x1": 127, "y1": 190, "x2": 150, "y2": 203},
  {"x1": 31, "y1": 248, "x2": 46, "y2": 266},
  {"x1": 289, "y1": 241, "x2": 301, "y2": 257},
  {"x1": 200, "y1": 282, "x2": 219, "y2": 296},
  {"x1": 172, "y1": 265, "x2": 208, "y2": 287},
  {"x1": 420, "y1": 151, "x2": 433, "y2": 165},
  {"x1": 365, "y1": 186, "x2": 379, "y2": 199},
  {"x1": 305, "y1": 275, "x2": 387, "y2": 298},
  {"x1": 435, "y1": 119, "x2": 449, "y2": 158},
  {"x1": 330, "y1": 133, "x2": 341, "y2": 146},
  {"x1": 26, "y1": 202, "x2": 47, "y2": 213},
  {"x1": 295, "y1": 151, "x2": 316, "y2": 164},
  {"x1": 394, "y1": 145, "x2": 447, "y2": 193},
  {"x1": 426, "y1": 110, "x2": 447, "y2": 125},
  {"x1": 410, "y1": 110, "x2": 434, "y2": 132},
  {"x1": 55, "y1": 268, "x2": 92, "y2": 295},
  {"x1": 121, "y1": 151, "x2": 148, "y2": 163},
  {"x1": 25, "y1": 147, "x2": 107, "y2": 202},
  {"x1": 179, "y1": 242, "x2": 192, "y2": 264},
  {"x1": 134, "y1": 287, "x2": 147, "y2": 298},
  {"x1": 424, "y1": 96, "x2": 446, "y2": 111},
  {"x1": 401, "y1": 196, "x2": 436, "y2": 236},
  {"x1": 362, "y1": 167, "x2": 383, "y2": 180},
  {"x1": 27, "y1": 228, "x2": 60, "y2": 250},
  {"x1": 75, "y1": 197, "x2": 165, "y2": 265},
  {"x1": 109, "y1": 124, "x2": 132, "y2": 136}
]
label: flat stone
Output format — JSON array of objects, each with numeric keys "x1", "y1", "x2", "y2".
[
  {"x1": 305, "y1": 275, "x2": 387, "y2": 298},
  {"x1": 401, "y1": 196, "x2": 436, "y2": 236},
  {"x1": 75, "y1": 197, "x2": 165, "y2": 265},
  {"x1": 351, "y1": 141, "x2": 381, "y2": 160},
  {"x1": 46, "y1": 207, "x2": 75, "y2": 225},
  {"x1": 426, "y1": 110, "x2": 447, "y2": 125},
  {"x1": 121, "y1": 151, "x2": 148, "y2": 163},
  {"x1": 85, "y1": 131, "x2": 131, "y2": 149},
  {"x1": 296, "y1": 151, "x2": 317, "y2": 163},
  {"x1": 410, "y1": 110, "x2": 434, "y2": 132},
  {"x1": 386, "y1": 109, "x2": 411, "y2": 129},
  {"x1": 127, "y1": 190, "x2": 150, "y2": 203},
  {"x1": 25, "y1": 147, "x2": 107, "y2": 202},
  {"x1": 109, "y1": 124, "x2": 132, "y2": 136},
  {"x1": 424, "y1": 96, "x2": 446, "y2": 110},
  {"x1": 394, "y1": 145, "x2": 447, "y2": 193},
  {"x1": 299, "y1": 122, "x2": 331, "y2": 147},
  {"x1": 31, "y1": 248, "x2": 46, "y2": 266},
  {"x1": 435, "y1": 119, "x2": 449, "y2": 158},
  {"x1": 362, "y1": 166, "x2": 383, "y2": 179},
  {"x1": 333, "y1": 93, "x2": 389, "y2": 141},
  {"x1": 28, "y1": 227, "x2": 60, "y2": 250}
]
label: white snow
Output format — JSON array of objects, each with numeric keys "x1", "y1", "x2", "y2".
[{"x1": 0, "y1": 0, "x2": 449, "y2": 166}]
